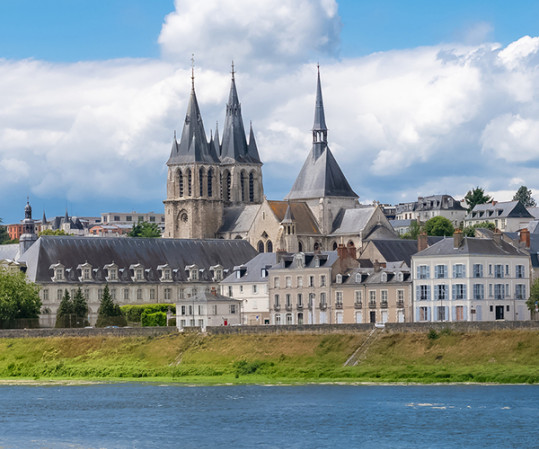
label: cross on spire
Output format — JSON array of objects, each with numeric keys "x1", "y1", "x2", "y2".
[
  {"x1": 191, "y1": 53, "x2": 195, "y2": 88},
  {"x1": 231, "y1": 60, "x2": 235, "y2": 80}
]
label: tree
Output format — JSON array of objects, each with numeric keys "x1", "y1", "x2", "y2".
[
  {"x1": 0, "y1": 269, "x2": 41, "y2": 328},
  {"x1": 526, "y1": 278, "x2": 539, "y2": 313},
  {"x1": 424, "y1": 216, "x2": 455, "y2": 237},
  {"x1": 513, "y1": 185, "x2": 536, "y2": 207},
  {"x1": 128, "y1": 222, "x2": 161, "y2": 238},
  {"x1": 464, "y1": 187, "x2": 492, "y2": 212},
  {"x1": 401, "y1": 220, "x2": 421, "y2": 240},
  {"x1": 0, "y1": 218, "x2": 9, "y2": 245},
  {"x1": 463, "y1": 221, "x2": 496, "y2": 237},
  {"x1": 39, "y1": 229, "x2": 68, "y2": 236},
  {"x1": 96, "y1": 285, "x2": 127, "y2": 327},
  {"x1": 72, "y1": 287, "x2": 89, "y2": 327},
  {"x1": 55, "y1": 289, "x2": 73, "y2": 328}
]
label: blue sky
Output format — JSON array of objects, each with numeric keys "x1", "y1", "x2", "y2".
[{"x1": 1, "y1": 0, "x2": 539, "y2": 223}]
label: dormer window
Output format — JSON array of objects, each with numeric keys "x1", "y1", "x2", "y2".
[
  {"x1": 104, "y1": 263, "x2": 119, "y2": 282},
  {"x1": 381, "y1": 272, "x2": 387, "y2": 282},
  {"x1": 186, "y1": 264, "x2": 199, "y2": 281},
  {"x1": 315, "y1": 258, "x2": 320, "y2": 268},
  {"x1": 130, "y1": 264, "x2": 145, "y2": 282},
  {"x1": 158, "y1": 264, "x2": 173, "y2": 282},
  {"x1": 336, "y1": 274, "x2": 342, "y2": 284},
  {"x1": 397, "y1": 272, "x2": 404, "y2": 282},
  {"x1": 294, "y1": 253, "x2": 305, "y2": 268},
  {"x1": 355, "y1": 273, "x2": 361, "y2": 283},
  {"x1": 164, "y1": 269, "x2": 171, "y2": 280},
  {"x1": 50, "y1": 263, "x2": 65, "y2": 282}
]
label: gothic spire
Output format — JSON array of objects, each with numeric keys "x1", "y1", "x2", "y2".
[
  {"x1": 312, "y1": 65, "x2": 328, "y2": 149},
  {"x1": 247, "y1": 121, "x2": 261, "y2": 163}
]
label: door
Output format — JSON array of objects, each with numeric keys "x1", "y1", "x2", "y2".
[
  {"x1": 297, "y1": 313, "x2": 303, "y2": 325},
  {"x1": 336, "y1": 312, "x2": 343, "y2": 324},
  {"x1": 456, "y1": 306, "x2": 464, "y2": 321},
  {"x1": 369, "y1": 311, "x2": 376, "y2": 323},
  {"x1": 381, "y1": 310, "x2": 388, "y2": 324},
  {"x1": 495, "y1": 305, "x2": 504, "y2": 320}
]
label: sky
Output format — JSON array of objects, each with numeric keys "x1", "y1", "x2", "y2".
[{"x1": 2, "y1": 0, "x2": 539, "y2": 223}]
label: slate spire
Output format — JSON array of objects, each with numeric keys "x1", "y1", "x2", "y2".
[
  {"x1": 247, "y1": 121, "x2": 261, "y2": 163},
  {"x1": 312, "y1": 64, "x2": 328, "y2": 151},
  {"x1": 220, "y1": 61, "x2": 250, "y2": 164},
  {"x1": 167, "y1": 60, "x2": 218, "y2": 165}
]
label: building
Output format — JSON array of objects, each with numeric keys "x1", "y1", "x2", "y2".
[
  {"x1": 464, "y1": 201, "x2": 533, "y2": 232},
  {"x1": 17, "y1": 234, "x2": 257, "y2": 327},
  {"x1": 412, "y1": 231, "x2": 531, "y2": 322},
  {"x1": 396, "y1": 195, "x2": 466, "y2": 227},
  {"x1": 220, "y1": 252, "x2": 276, "y2": 325},
  {"x1": 176, "y1": 288, "x2": 242, "y2": 330},
  {"x1": 163, "y1": 65, "x2": 397, "y2": 252}
]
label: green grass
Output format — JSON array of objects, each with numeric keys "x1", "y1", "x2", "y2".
[{"x1": 0, "y1": 329, "x2": 537, "y2": 384}]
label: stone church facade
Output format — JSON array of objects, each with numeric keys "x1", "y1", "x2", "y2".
[{"x1": 164, "y1": 66, "x2": 397, "y2": 254}]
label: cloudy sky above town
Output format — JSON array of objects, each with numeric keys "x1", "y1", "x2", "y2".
[{"x1": 1, "y1": 0, "x2": 539, "y2": 223}]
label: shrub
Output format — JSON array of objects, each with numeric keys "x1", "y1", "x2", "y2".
[
  {"x1": 121, "y1": 304, "x2": 175, "y2": 323},
  {"x1": 427, "y1": 329, "x2": 439, "y2": 340},
  {"x1": 141, "y1": 311, "x2": 166, "y2": 327}
]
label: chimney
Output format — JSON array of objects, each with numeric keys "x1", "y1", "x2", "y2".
[
  {"x1": 492, "y1": 200, "x2": 497, "y2": 206},
  {"x1": 373, "y1": 260, "x2": 381, "y2": 273},
  {"x1": 520, "y1": 228, "x2": 531, "y2": 248},
  {"x1": 493, "y1": 229, "x2": 502, "y2": 246},
  {"x1": 348, "y1": 244, "x2": 357, "y2": 259},
  {"x1": 211, "y1": 286, "x2": 217, "y2": 296},
  {"x1": 453, "y1": 229, "x2": 463, "y2": 249},
  {"x1": 337, "y1": 243, "x2": 347, "y2": 260},
  {"x1": 276, "y1": 248, "x2": 287, "y2": 263},
  {"x1": 418, "y1": 232, "x2": 428, "y2": 253}
]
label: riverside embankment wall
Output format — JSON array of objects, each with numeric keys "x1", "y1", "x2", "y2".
[{"x1": 0, "y1": 320, "x2": 537, "y2": 338}]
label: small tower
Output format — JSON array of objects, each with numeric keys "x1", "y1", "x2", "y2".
[
  {"x1": 281, "y1": 203, "x2": 299, "y2": 253},
  {"x1": 219, "y1": 62, "x2": 264, "y2": 205},
  {"x1": 19, "y1": 199, "x2": 38, "y2": 255},
  {"x1": 164, "y1": 60, "x2": 223, "y2": 239}
]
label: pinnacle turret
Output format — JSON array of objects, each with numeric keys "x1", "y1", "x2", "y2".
[{"x1": 312, "y1": 65, "x2": 328, "y2": 152}]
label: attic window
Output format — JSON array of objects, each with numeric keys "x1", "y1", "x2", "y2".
[
  {"x1": 135, "y1": 269, "x2": 144, "y2": 281},
  {"x1": 315, "y1": 258, "x2": 320, "y2": 268},
  {"x1": 190, "y1": 268, "x2": 199, "y2": 281},
  {"x1": 236, "y1": 270, "x2": 241, "y2": 279},
  {"x1": 109, "y1": 268, "x2": 118, "y2": 281},
  {"x1": 355, "y1": 273, "x2": 361, "y2": 283},
  {"x1": 55, "y1": 268, "x2": 64, "y2": 281},
  {"x1": 214, "y1": 269, "x2": 223, "y2": 282},
  {"x1": 83, "y1": 268, "x2": 91, "y2": 281},
  {"x1": 381, "y1": 272, "x2": 387, "y2": 282},
  {"x1": 397, "y1": 272, "x2": 404, "y2": 282},
  {"x1": 163, "y1": 268, "x2": 172, "y2": 281},
  {"x1": 336, "y1": 274, "x2": 342, "y2": 284}
]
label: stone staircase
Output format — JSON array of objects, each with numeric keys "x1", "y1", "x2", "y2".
[{"x1": 343, "y1": 326, "x2": 382, "y2": 367}]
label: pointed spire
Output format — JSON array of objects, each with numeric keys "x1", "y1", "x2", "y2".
[
  {"x1": 247, "y1": 121, "x2": 261, "y2": 163},
  {"x1": 64, "y1": 208, "x2": 69, "y2": 222},
  {"x1": 42, "y1": 210, "x2": 47, "y2": 225},
  {"x1": 312, "y1": 64, "x2": 328, "y2": 148},
  {"x1": 191, "y1": 53, "x2": 195, "y2": 89},
  {"x1": 282, "y1": 202, "x2": 295, "y2": 224}
]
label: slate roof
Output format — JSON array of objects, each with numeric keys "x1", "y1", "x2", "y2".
[
  {"x1": 390, "y1": 219, "x2": 414, "y2": 228},
  {"x1": 267, "y1": 201, "x2": 320, "y2": 234},
  {"x1": 180, "y1": 290, "x2": 241, "y2": 304},
  {"x1": 365, "y1": 238, "x2": 442, "y2": 267},
  {"x1": 466, "y1": 201, "x2": 533, "y2": 220},
  {"x1": 271, "y1": 251, "x2": 338, "y2": 270},
  {"x1": 527, "y1": 207, "x2": 539, "y2": 219},
  {"x1": 330, "y1": 207, "x2": 375, "y2": 235},
  {"x1": 222, "y1": 252, "x2": 278, "y2": 284},
  {"x1": 167, "y1": 81, "x2": 219, "y2": 165},
  {"x1": 218, "y1": 205, "x2": 260, "y2": 234},
  {"x1": 0, "y1": 244, "x2": 19, "y2": 261},
  {"x1": 414, "y1": 236, "x2": 525, "y2": 257},
  {"x1": 18, "y1": 236, "x2": 257, "y2": 284}
]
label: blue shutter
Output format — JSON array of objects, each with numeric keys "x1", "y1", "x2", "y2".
[
  {"x1": 427, "y1": 307, "x2": 431, "y2": 321},
  {"x1": 462, "y1": 284, "x2": 467, "y2": 300},
  {"x1": 416, "y1": 286, "x2": 420, "y2": 301},
  {"x1": 452, "y1": 306, "x2": 456, "y2": 320},
  {"x1": 452, "y1": 264, "x2": 456, "y2": 278},
  {"x1": 427, "y1": 286, "x2": 431, "y2": 301},
  {"x1": 452, "y1": 284, "x2": 456, "y2": 300},
  {"x1": 434, "y1": 286, "x2": 439, "y2": 300},
  {"x1": 463, "y1": 306, "x2": 468, "y2": 321},
  {"x1": 426, "y1": 266, "x2": 430, "y2": 279},
  {"x1": 416, "y1": 266, "x2": 420, "y2": 279}
]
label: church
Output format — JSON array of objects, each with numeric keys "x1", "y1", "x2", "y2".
[{"x1": 164, "y1": 65, "x2": 397, "y2": 255}]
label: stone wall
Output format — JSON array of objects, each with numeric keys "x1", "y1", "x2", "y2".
[{"x1": 0, "y1": 326, "x2": 178, "y2": 339}]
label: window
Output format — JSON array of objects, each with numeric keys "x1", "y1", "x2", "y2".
[
  {"x1": 488, "y1": 264, "x2": 493, "y2": 276},
  {"x1": 489, "y1": 284, "x2": 493, "y2": 298},
  {"x1": 42, "y1": 289, "x2": 49, "y2": 301},
  {"x1": 473, "y1": 264, "x2": 483, "y2": 278},
  {"x1": 397, "y1": 290, "x2": 404, "y2": 301},
  {"x1": 285, "y1": 276, "x2": 291, "y2": 288},
  {"x1": 126, "y1": 216, "x2": 132, "y2": 221},
  {"x1": 452, "y1": 284, "x2": 466, "y2": 300},
  {"x1": 286, "y1": 313, "x2": 293, "y2": 325},
  {"x1": 336, "y1": 274, "x2": 342, "y2": 284},
  {"x1": 135, "y1": 269, "x2": 143, "y2": 281},
  {"x1": 355, "y1": 291, "x2": 362, "y2": 303},
  {"x1": 437, "y1": 306, "x2": 446, "y2": 321},
  {"x1": 180, "y1": 305, "x2": 186, "y2": 316},
  {"x1": 239, "y1": 285, "x2": 244, "y2": 293},
  {"x1": 417, "y1": 285, "x2": 430, "y2": 301},
  {"x1": 435, "y1": 265, "x2": 447, "y2": 279},
  {"x1": 252, "y1": 284, "x2": 257, "y2": 294},
  {"x1": 494, "y1": 284, "x2": 505, "y2": 300},
  {"x1": 417, "y1": 265, "x2": 430, "y2": 280},
  {"x1": 83, "y1": 268, "x2": 91, "y2": 280},
  {"x1": 434, "y1": 285, "x2": 447, "y2": 300},
  {"x1": 369, "y1": 291, "x2": 376, "y2": 303},
  {"x1": 190, "y1": 269, "x2": 198, "y2": 281},
  {"x1": 516, "y1": 265, "x2": 525, "y2": 278},
  {"x1": 320, "y1": 275, "x2": 326, "y2": 287},
  {"x1": 150, "y1": 289, "x2": 156, "y2": 300},
  {"x1": 228, "y1": 286, "x2": 233, "y2": 297},
  {"x1": 164, "y1": 288, "x2": 171, "y2": 300},
  {"x1": 355, "y1": 273, "x2": 361, "y2": 283},
  {"x1": 137, "y1": 288, "x2": 142, "y2": 300},
  {"x1": 275, "y1": 314, "x2": 281, "y2": 325},
  {"x1": 494, "y1": 265, "x2": 504, "y2": 278},
  {"x1": 297, "y1": 293, "x2": 303, "y2": 307},
  {"x1": 212, "y1": 305, "x2": 218, "y2": 315},
  {"x1": 380, "y1": 272, "x2": 387, "y2": 283},
  {"x1": 297, "y1": 276, "x2": 303, "y2": 288},
  {"x1": 84, "y1": 289, "x2": 90, "y2": 300},
  {"x1": 515, "y1": 284, "x2": 526, "y2": 300},
  {"x1": 473, "y1": 284, "x2": 484, "y2": 300},
  {"x1": 453, "y1": 264, "x2": 465, "y2": 278},
  {"x1": 57, "y1": 289, "x2": 63, "y2": 301},
  {"x1": 179, "y1": 288, "x2": 185, "y2": 299},
  {"x1": 230, "y1": 304, "x2": 236, "y2": 314},
  {"x1": 284, "y1": 294, "x2": 291, "y2": 307},
  {"x1": 419, "y1": 306, "x2": 429, "y2": 321},
  {"x1": 114, "y1": 216, "x2": 120, "y2": 221},
  {"x1": 335, "y1": 291, "x2": 343, "y2": 306},
  {"x1": 123, "y1": 288, "x2": 129, "y2": 300},
  {"x1": 274, "y1": 294, "x2": 280, "y2": 307},
  {"x1": 55, "y1": 268, "x2": 64, "y2": 281},
  {"x1": 381, "y1": 290, "x2": 388, "y2": 302},
  {"x1": 163, "y1": 269, "x2": 171, "y2": 281},
  {"x1": 110, "y1": 288, "x2": 117, "y2": 300},
  {"x1": 274, "y1": 277, "x2": 280, "y2": 288},
  {"x1": 505, "y1": 265, "x2": 509, "y2": 276},
  {"x1": 309, "y1": 276, "x2": 314, "y2": 287},
  {"x1": 109, "y1": 269, "x2": 117, "y2": 281},
  {"x1": 320, "y1": 292, "x2": 327, "y2": 306}
]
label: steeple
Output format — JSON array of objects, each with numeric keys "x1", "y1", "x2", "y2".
[
  {"x1": 220, "y1": 61, "x2": 250, "y2": 164},
  {"x1": 20, "y1": 199, "x2": 38, "y2": 255},
  {"x1": 42, "y1": 210, "x2": 47, "y2": 225},
  {"x1": 247, "y1": 121, "x2": 261, "y2": 163},
  {"x1": 167, "y1": 61, "x2": 219, "y2": 165},
  {"x1": 312, "y1": 64, "x2": 328, "y2": 151}
]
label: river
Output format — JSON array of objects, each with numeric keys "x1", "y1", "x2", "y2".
[{"x1": 0, "y1": 383, "x2": 537, "y2": 448}]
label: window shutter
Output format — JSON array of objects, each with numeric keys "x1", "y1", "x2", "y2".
[
  {"x1": 452, "y1": 284, "x2": 456, "y2": 300},
  {"x1": 416, "y1": 286, "x2": 420, "y2": 301},
  {"x1": 427, "y1": 286, "x2": 431, "y2": 301},
  {"x1": 434, "y1": 286, "x2": 439, "y2": 300},
  {"x1": 462, "y1": 284, "x2": 467, "y2": 299},
  {"x1": 426, "y1": 266, "x2": 430, "y2": 279}
]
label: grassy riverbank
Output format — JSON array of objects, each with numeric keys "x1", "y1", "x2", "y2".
[{"x1": 0, "y1": 329, "x2": 537, "y2": 384}]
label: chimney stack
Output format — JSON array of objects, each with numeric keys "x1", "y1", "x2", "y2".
[
  {"x1": 348, "y1": 243, "x2": 357, "y2": 259},
  {"x1": 493, "y1": 229, "x2": 502, "y2": 246},
  {"x1": 520, "y1": 228, "x2": 531, "y2": 248},
  {"x1": 374, "y1": 260, "x2": 381, "y2": 273},
  {"x1": 211, "y1": 286, "x2": 217, "y2": 296},
  {"x1": 337, "y1": 243, "x2": 347, "y2": 260},
  {"x1": 418, "y1": 232, "x2": 428, "y2": 253},
  {"x1": 453, "y1": 229, "x2": 463, "y2": 249}
]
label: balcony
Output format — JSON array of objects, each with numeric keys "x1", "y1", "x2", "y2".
[
  {"x1": 273, "y1": 304, "x2": 281, "y2": 311},
  {"x1": 380, "y1": 300, "x2": 388, "y2": 309},
  {"x1": 354, "y1": 301, "x2": 363, "y2": 309},
  {"x1": 285, "y1": 304, "x2": 292, "y2": 311},
  {"x1": 396, "y1": 300, "x2": 404, "y2": 308},
  {"x1": 335, "y1": 302, "x2": 343, "y2": 310},
  {"x1": 369, "y1": 301, "x2": 376, "y2": 309},
  {"x1": 319, "y1": 302, "x2": 327, "y2": 310},
  {"x1": 296, "y1": 303, "x2": 304, "y2": 310}
]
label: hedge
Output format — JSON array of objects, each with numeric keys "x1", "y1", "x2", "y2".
[
  {"x1": 120, "y1": 304, "x2": 175, "y2": 323},
  {"x1": 141, "y1": 311, "x2": 167, "y2": 327}
]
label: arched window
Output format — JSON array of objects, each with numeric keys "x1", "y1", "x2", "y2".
[
  {"x1": 298, "y1": 241, "x2": 303, "y2": 252},
  {"x1": 314, "y1": 242, "x2": 320, "y2": 251},
  {"x1": 199, "y1": 167, "x2": 205, "y2": 197},
  {"x1": 178, "y1": 170, "x2": 184, "y2": 197},
  {"x1": 266, "y1": 240, "x2": 273, "y2": 253},
  {"x1": 249, "y1": 172, "x2": 254, "y2": 202},
  {"x1": 240, "y1": 171, "x2": 246, "y2": 202},
  {"x1": 207, "y1": 168, "x2": 213, "y2": 197},
  {"x1": 257, "y1": 241, "x2": 264, "y2": 253},
  {"x1": 187, "y1": 169, "x2": 192, "y2": 196},
  {"x1": 223, "y1": 171, "x2": 231, "y2": 202},
  {"x1": 332, "y1": 242, "x2": 338, "y2": 250}
]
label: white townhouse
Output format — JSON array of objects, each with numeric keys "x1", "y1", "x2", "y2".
[{"x1": 412, "y1": 231, "x2": 531, "y2": 323}]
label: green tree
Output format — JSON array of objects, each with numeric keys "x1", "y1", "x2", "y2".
[
  {"x1": 513, "y1": 185, "x2": 537, "y2": 207},
  {"x1": 464, "y1": 187, "x2": 492, "y2": 212},
  {"x1": 526, "y1": 278, "x2": 539, "y2": 313},
  {"x1": 55, "y1": 289, "x2": 73, "y2": 328},
  {"x1": 401, "y1": 220, "x2": 421, "y2": 240},
  {"x1": 96, "y1": 285, "x2": 127, "y2": 327},
  {"x1": 424, "y1": 216, "x2": 455, "y2": 237},
  {"x1": 128, "y1": 222, "x2": 161, "y2": 238},
  {"x1": 463, "y1": 221, "x2": 496, "y2": 237},
  {"x1": 39, "y1": 229, "x2": 68, "y2": 236},
  {"x1": 0, "y1": 218, "x2": 9, "y2": 244},
  {"x1": 72, "y1": 287, "x2": 89, "y2": 327},
  {"x1": 0, "y1": 269, "x2": 41, "y2": 328}
]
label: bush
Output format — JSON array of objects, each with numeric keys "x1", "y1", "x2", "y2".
[
  {"x1": 121, "y1": 304, "x2": 175, "y2": 323},
  {"x1": 141, "y1": 311, "x2": 167, "y2": 327},
  {"x1": 427, "y1": 329, "x2": 439, "y2": 340}
]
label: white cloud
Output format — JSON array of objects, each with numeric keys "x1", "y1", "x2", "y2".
[
  {"x1": 498, "y1": 35, "x2": 539, "y2": 70},
  {"x1": 158, "y1": 0, "x2": 341, "y2": 71}
]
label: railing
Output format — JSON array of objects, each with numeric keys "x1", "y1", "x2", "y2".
[
  {"x1": 335, "y1": 302, "x2": 343, "y2": 310},
  {"x1": 285, "y1": 304, "x2": 292, "y2": 311},
  {"x1": 319, "y1": 302, "x2": 327, "y2": 310},
  {"x1": 396, "y1": 300, "x2": 404, "y2": 308},
  {"x1": 354, "y1": 301, "x2": 362, "y2": 309},
  {"x1": 296, "y1": 304, "x2": 304, "y2": 310},
  {"x1": 369, "y1": 301, "x2": 376, "y2": 309},
  {"x1": 273, "y1": 304, "x2": 280, "y2": 311},
  {"x1": 380, "y1": 300, "x2": 388, "y2": 309}
]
